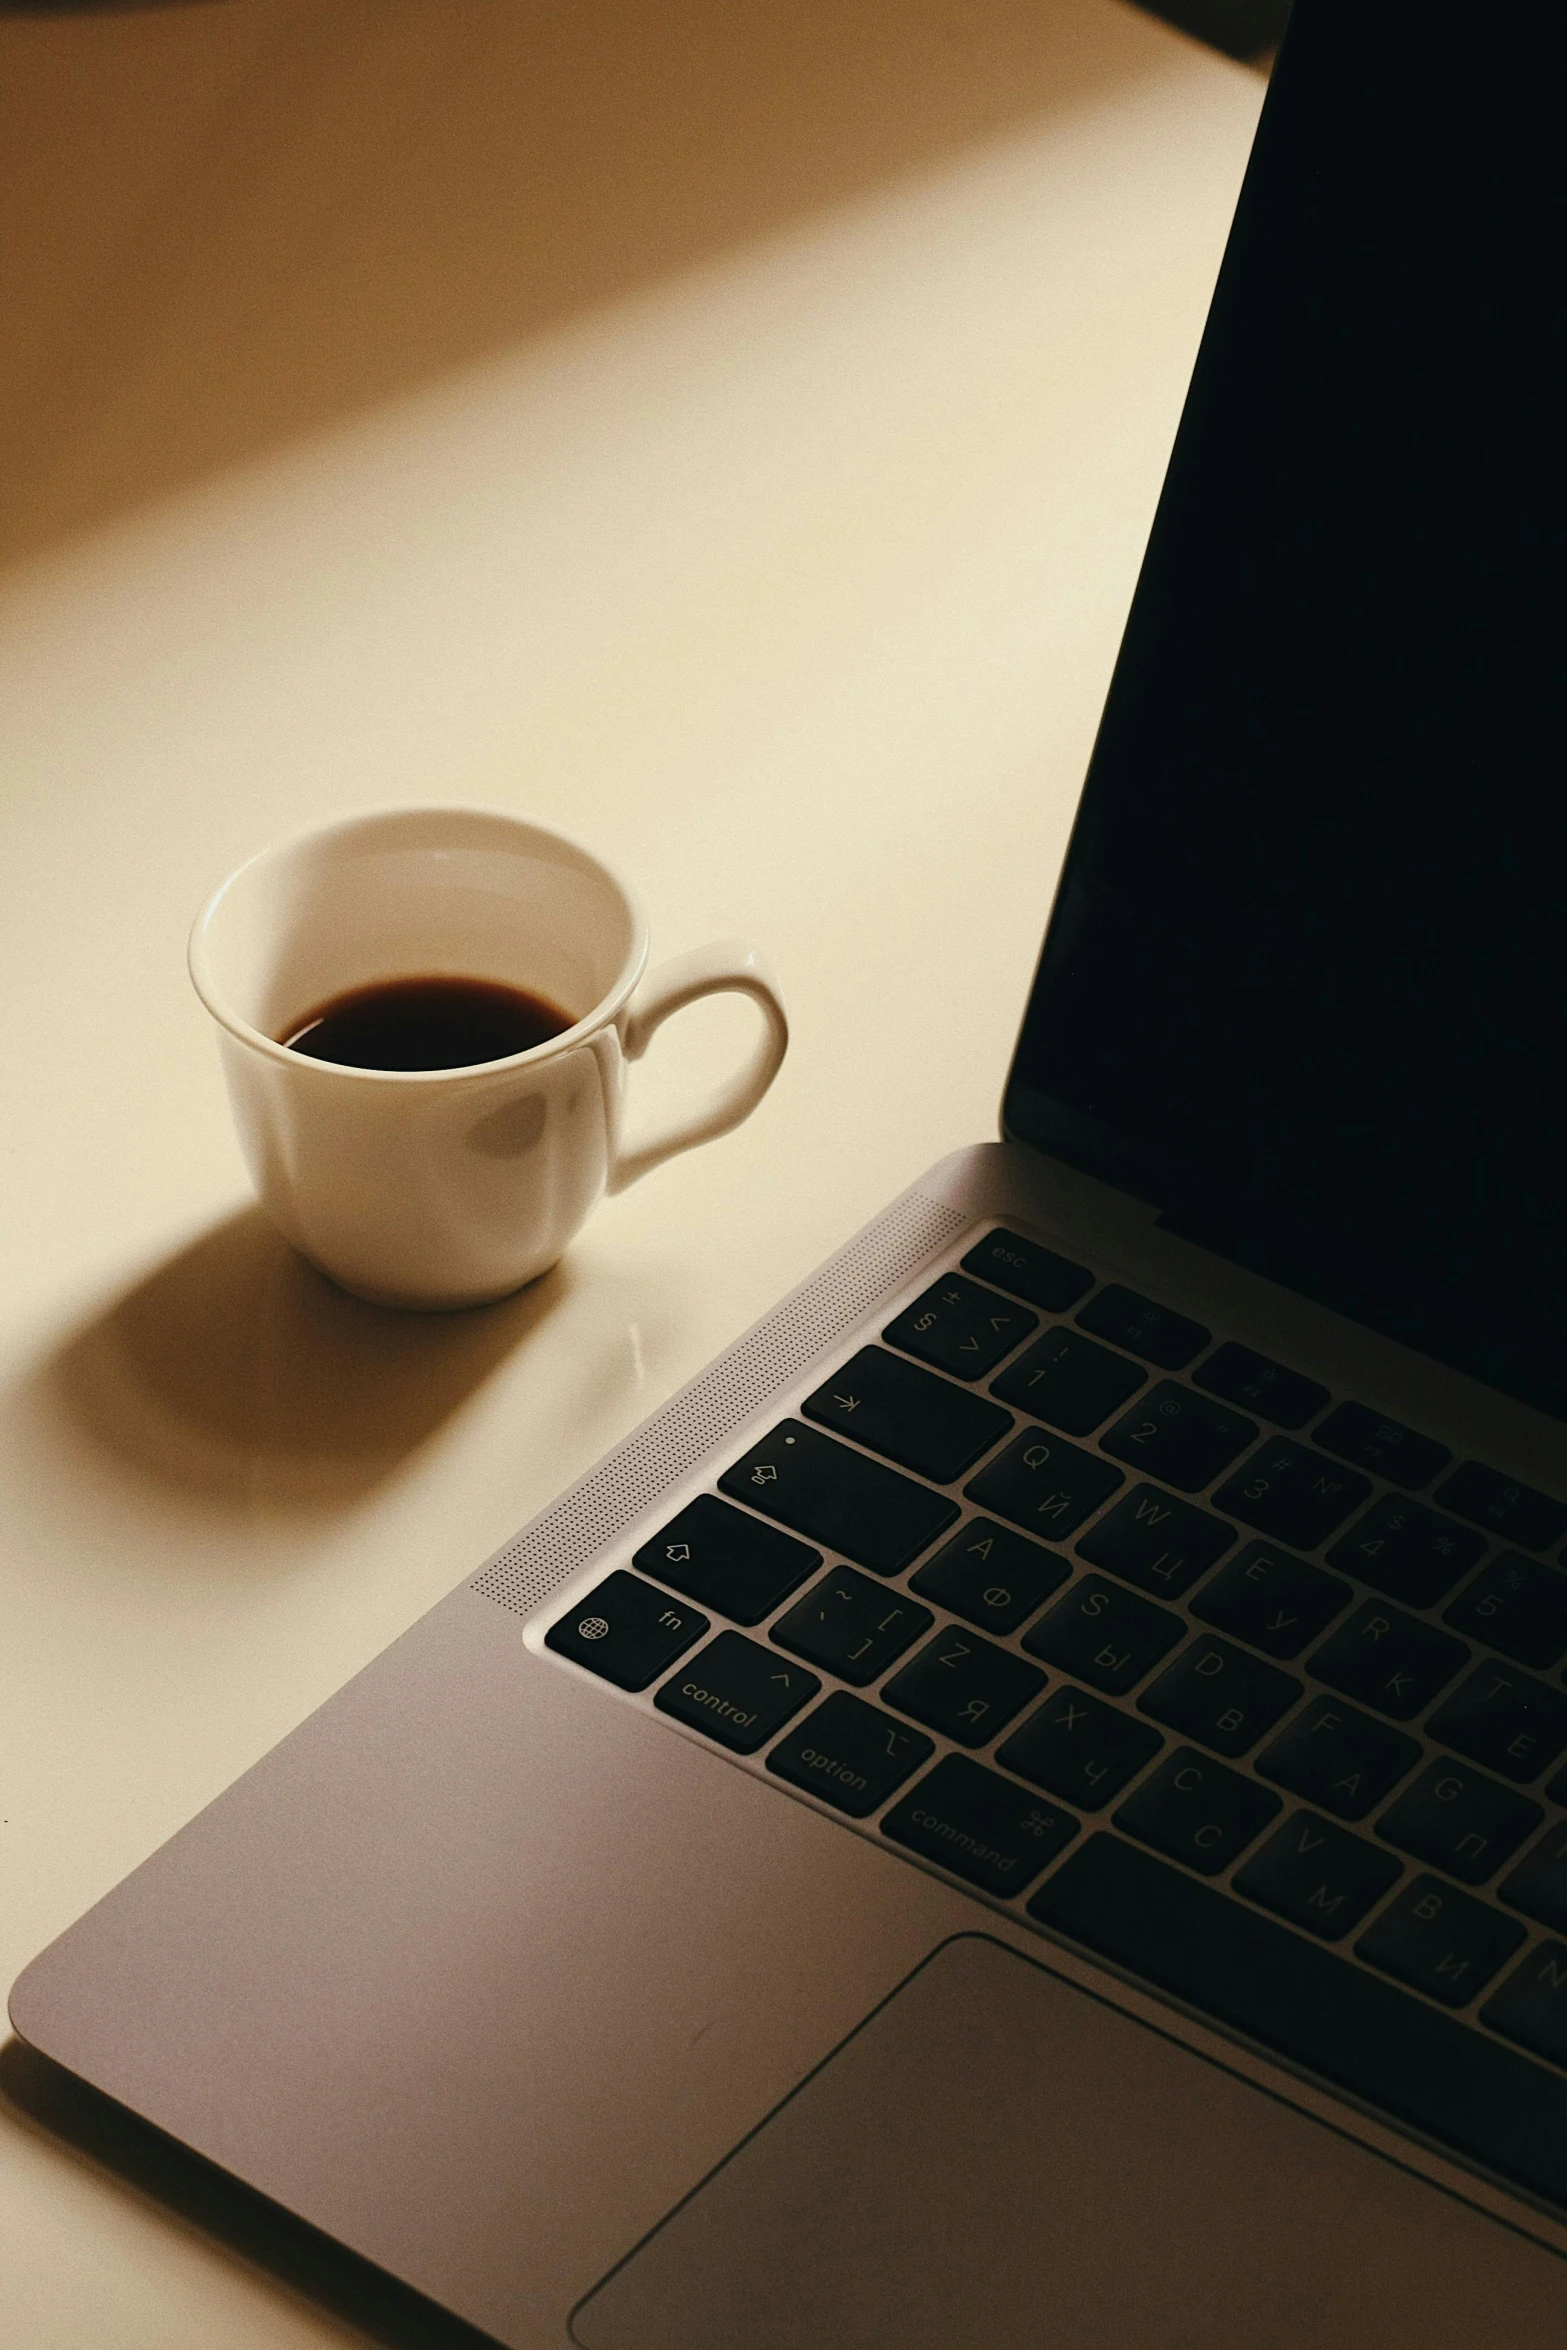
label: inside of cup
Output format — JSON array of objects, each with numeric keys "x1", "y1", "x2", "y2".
[{"x1": 202, "y1": 811, "x2": 641, "y2": 1050}]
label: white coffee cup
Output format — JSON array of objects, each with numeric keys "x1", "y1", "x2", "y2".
[{"x1": 188, "y1": 807, "x2": 788, "y2": 1308}]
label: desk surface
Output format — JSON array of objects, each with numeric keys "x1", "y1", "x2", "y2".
[{"x1": 0, "y1": 5, "x2": 1260, "y2": 2341}]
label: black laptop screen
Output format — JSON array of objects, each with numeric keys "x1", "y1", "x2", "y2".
[{"x1": 1003, "y1": 0, "x2": 1567, "y2": 1412}]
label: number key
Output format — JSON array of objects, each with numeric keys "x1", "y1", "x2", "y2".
[
  {"x1": 1326, "y1": 1495, "x2": 1484, "y2": 1608},
  {"x1": 1213, "y1": 1438, "x2": 1371, "y2": 1551},
  {"x1": 1100, "y1": 1382, "x2": 1256, "y2": 1492},
  {"x1": 1444, "y1": 1551, "x2": 1567, "y2": 1670},
  {"x1": 991, "y1": 1328, "x2": 1144, "y2": 1436}
]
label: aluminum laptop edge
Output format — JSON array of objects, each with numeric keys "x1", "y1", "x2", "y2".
[{"x1": 11, "y1": 3, "x2": 1567, "y2": 2345}]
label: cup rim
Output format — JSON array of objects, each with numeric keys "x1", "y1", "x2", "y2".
[{"x1": 188, "y1": 805, "x2": 650, "y2": 1084}]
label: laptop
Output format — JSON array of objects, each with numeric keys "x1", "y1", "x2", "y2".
[{"x1": 12, "y1": 2, "x2": 1567, "y2": 2342}]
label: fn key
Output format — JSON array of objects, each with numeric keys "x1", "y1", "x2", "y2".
[{"x1": 546, "y1": 1570, "x2": 707, "y2": 1690}]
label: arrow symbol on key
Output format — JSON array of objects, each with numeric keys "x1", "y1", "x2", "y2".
[
  {"x1": 833, "y1": 1393, "x2": 859, "y2": 1411},
  {"x1": 752, "y1": 1465, "x2": 778, "y2": 1484},
  {"x1": 665, "y1": 1543, "x2": 691, "y2": 1561}
]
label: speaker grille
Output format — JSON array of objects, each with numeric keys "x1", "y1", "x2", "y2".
[{"x1": 471, "y1": 1189, "x2": 966, "y2": 1621}]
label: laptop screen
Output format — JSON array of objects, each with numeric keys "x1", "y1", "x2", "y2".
[{"x1": 1003, "y1": 0, "x2": 1566, "y2": 1415}]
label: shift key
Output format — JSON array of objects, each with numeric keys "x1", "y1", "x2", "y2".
[{"x1": 720, "y1": 1421, "x2": 957, "y2": 1574}]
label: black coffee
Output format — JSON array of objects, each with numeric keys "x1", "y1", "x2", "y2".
[{"x1": 280, "y1": 975, "x2": 574, "y2": 1070}]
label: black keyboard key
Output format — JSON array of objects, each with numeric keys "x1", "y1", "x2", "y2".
[
  {"x1": 991, "y1": 1329, "x2": 1144, "y2": 1436},
  {"x1": 965, "y1": 1429, "x2": 1123, "y2": 1541},
  {"x1": 997, "y1": 1684, "x2": 1163, "y2": 1810},
  {"x1": 767, "y1": 1692, "x2": 934, "y2": 1817},
  {"x1": 1213, "y1": 1439, "x2": 1371, "y2": 1551},
  {"x1": 1377, "y1": 1759, "x2": 1541, "y2": 1886},
  {"x1": 655, "y1": 1633, "x2": 819, "y2": 1753},
  {"x1": 1500, "y1": 1824, "x2": 1567, "y2": 1933},
  {"x1": 1138, "y1": 1637, "x2": 1300, "y2": 1758},
  {"x1": 882, "y1": 1626, "x2": 1046, "y2": 1748},
  {"x1": 1234, "y1": 1811, "x2": 1401, "y2": 1939},
  {"x1": 1445, "y1": 1551, "x2": 1567, "y2": 1670},
  {"x1": 961, "y1": 1228, "x2": 1093, "y2": 1312},
  {"x1": 1192, "y1": 1342, "x2": 1328, "y2": 1429},
  {"x1": 881, "y1": 1755, "x2": 1077, "y2": 1895},
  {"x1": 720, "y1": 1421, "x2": 957, "y2": 1574},
  {"x1": 1482, "y1": 1944, "x2": 1567, "y2": 2070},
  {"x1": 634, "y1": 1495, "x2": 819, "y2": 1624},
  {"x1": 771, "y1": 1567, "x2": 931, "y2": 1685},
  {"x1": 1427, "y1": 1663, "x2": 1567, "y2": 1784},
  {"x1": 1190, "y1": 1540, "x2": 1350, "y2": 1659},
  {"x1": 1075, "y1": 1485, "x2": 1234, "y2": 1600},
  {"x1": 1307, "y1": 1599, "x2": 1469, "y2": 1721},
  {"x1": 1257, "y1": 1694, "x2": 1419, "y2": 1820},
  {"x1": 1022, "y1": 1575, "x2": 1184, "y2": 1696},
  {"x1": 883, "y1": 1275, "x2": 1036, "y2": 1381},
  {"x1": 1100, "y1": 1382, "x2": 1256, "y2": 1493},
  {"x1": 1312, "y1": 1402, "x2": 1451, "y2": 1488},
  {"x1": 1356, "y1": 1875, "x2": 1524, "y2": 2006},
  {"x1": 545, "y1": 1570, "x2": 708, "y2": 1691},
  {"x1": 1436, "y1": 1463, "x2": 1567, "y2": 1553},
  {"x1": 1114, "y1": 1747, "x2": 1280, "y2": 1873},
  {"x1": 910, "y1": 1518, "x2": 1068, "y2": 1634},
  {"x1": 1030, "y1": 1835, "x2": 1567, "y2": 2208},
  {"x1": 803, "y1": 1346, "x2": 1011, "y2": 1484},
  {"x1": 1326, "y1": 1495, "x2": 1485, "y2": 1609},
  {"x1": 1076, "y1": 1284, "x2": 1208, "y2": 1369}
]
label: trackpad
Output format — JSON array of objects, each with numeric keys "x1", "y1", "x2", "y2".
[{"x1": 571, "y1": 1932, "x2": 1562, "y2": 2349}]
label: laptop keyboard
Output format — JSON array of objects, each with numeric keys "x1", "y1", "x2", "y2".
[{"x1": 542, "y1": 1223, "x2": 1567, "y2": 2208}]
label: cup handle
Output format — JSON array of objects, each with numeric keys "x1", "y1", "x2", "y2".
[{"x1": 608, "y1": 940, "x2": 788, "y2": 1194}]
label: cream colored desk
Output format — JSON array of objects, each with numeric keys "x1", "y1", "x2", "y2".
[{"x1": 0, "y1": 6, "x2": 1260, "y2": 2340}]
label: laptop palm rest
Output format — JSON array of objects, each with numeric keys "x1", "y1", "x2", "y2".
[{"x1": 571, "y1": 1933, "x2": 1563, "y2": 2350}]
